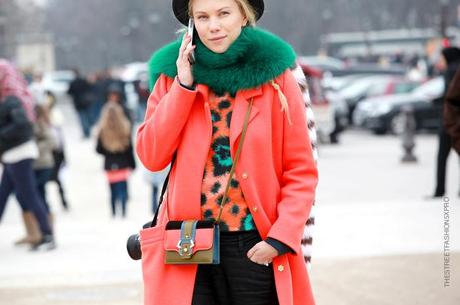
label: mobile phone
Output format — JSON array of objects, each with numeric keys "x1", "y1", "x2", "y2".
[{"x1": 187, "y1": 18, "x2": 196, "y2": 65}]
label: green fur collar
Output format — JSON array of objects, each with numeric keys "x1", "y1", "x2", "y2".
[{"x1": 148, "y1": 27, "x2": 296, "y2": 96}]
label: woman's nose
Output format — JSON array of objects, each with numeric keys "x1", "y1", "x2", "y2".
[{"x1": 208, "y1": 17, "x2": 221, "y2": 32}]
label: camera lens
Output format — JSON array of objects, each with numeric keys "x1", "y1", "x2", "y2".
[{"x1": 127, "y1": 234, "x2": 142, "y2": 260}]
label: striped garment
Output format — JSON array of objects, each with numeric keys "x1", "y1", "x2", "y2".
[
  {"x1": 0, "y1": 59, "x2": 35, "y2": 121},
  {"x1": 291, "y1": 65, "x2": 318, "y2": 271}
]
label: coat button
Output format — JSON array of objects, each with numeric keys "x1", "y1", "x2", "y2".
[
  {"x1": 241, "y1": 172, "x2": 248, "y2": 179},
  {"x1": 278, "y1": 265, "x2": 284, "y2": 272},
  {"x1": 252, "y1": 206, "x2": 258, "y2": 212}
]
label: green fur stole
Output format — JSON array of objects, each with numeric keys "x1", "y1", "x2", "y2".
[{"x1": 148, "y1": 27, "x2": 296, "y2": 96}]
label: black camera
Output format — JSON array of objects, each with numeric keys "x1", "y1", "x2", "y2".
[
  {"x1": 126, "y1": 234, "x2": 142, "y2": 260},
  {"x1": 126, "y1": 221, "x2": 152, "y2": 261}
]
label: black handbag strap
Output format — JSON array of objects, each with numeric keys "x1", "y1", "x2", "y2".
[
  {"x1": 150, "y1": 154, "x2": 175, "y2": 227},
  {"x1": 150, "y1": 98, "x2": 253, "y2": 227}
]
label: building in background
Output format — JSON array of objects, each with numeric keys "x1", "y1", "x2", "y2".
[
  {"x1": 16, "y1": 33, "x2": 55, "y2": 73},
  {"x1": 321, "y1": 27, "x2": 460, "y2": 59},
  {"x1": 0, "y1": 0, "x2": 55, "y2": 73}
]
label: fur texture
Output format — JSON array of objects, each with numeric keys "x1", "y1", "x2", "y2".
[{"x1": 148, "y1": 27, "x2": 297, "y2": 95}]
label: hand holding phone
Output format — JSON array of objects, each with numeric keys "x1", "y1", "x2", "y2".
[
  {"x1": 187, "y1": 18, "x2": 196, "y2": 65},
  {"x1": 176, "y1": 18, "x2": 195, "y2": 87}
]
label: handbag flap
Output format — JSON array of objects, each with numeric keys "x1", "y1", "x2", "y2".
[{"x1": 164, "y1": 228, "x2": 214, "y2": 254}]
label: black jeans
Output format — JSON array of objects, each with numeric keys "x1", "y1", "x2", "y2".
[
  {"x1": 192, "y1": 230, "x2": 279, "y2": 305},
  {"x1": 435, "y1": 129, "x2": 459, "y2": 196}
]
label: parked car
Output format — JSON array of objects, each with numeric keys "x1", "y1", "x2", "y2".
[
  {"x1": 299, "y1": 55, "x2": 407, "y2": 77},
  {"x1": 333, "y1": 63, "x2": 407, "y2": 77},
  {"x1": 41, "y1": 70, "x2": 76, "y2": 100},
  {"x1": 323, "y1": 74, "x2": 372, "y2": 92},
  {"x1": 300, "y1": 63, "x2": 349, "y2": 143},
  {"x1": 298, "y1": 56, "x2": 346, "y2": 74},
  {"x1": 337, "y1": 75, "x2": 421, "y2": 122},
  {"x1": 354, "y1": 77, "x2": 444, "y2": 135},
  {"x1": 118, "y1": 62, "x2": 148, "y2": 117}
]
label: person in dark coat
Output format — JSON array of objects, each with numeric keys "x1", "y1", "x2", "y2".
[
  {"x1": 444, "y1": 66, "x2": 460, "y2": 155},
  {"x1": 431, "y1": 47, "x2": 460, "y2": 198},
  {"x1": 0, "y1": 96, "x2": 55, "y2": 249},
  {"x1": 67, "y1": 69, "x2": 93, "y2": 138}
]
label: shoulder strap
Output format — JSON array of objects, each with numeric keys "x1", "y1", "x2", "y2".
[
  {"x1": 215, "y1": 99, "x2": 253, "y2": 223},
  {"x1": 150, "y1": 154, "x2": 175, "y2": 228}
]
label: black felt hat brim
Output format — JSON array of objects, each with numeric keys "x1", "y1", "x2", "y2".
[{"x1": 172, "y1": 0, "x2": 264, "y2": 25}]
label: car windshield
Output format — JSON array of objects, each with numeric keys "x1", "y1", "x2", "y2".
[
  {"x1": 393, "y1": 82, "x2": 420, "y2": 94},
  {"x1": 412, "y1": 77, "x2": 444, "y2": 98}
]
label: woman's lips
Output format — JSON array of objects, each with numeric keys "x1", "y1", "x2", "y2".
[{"x1": 209, "y1": 36, "x2": 226, "y2": 42}]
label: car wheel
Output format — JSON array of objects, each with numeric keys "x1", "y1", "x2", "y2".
[
  {"x1": 372, "y1": 128, "x2": 387, "y2": 135},
  {"x1": 390, "y1": 113, "x2": 406, "y2": 135}
]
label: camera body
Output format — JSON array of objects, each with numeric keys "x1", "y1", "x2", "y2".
[
  {"x1": 126, "y1": 234, "x2": 142, "y2": 260},
  {"x1": 126, "y1": 221, "x2": 152, "y2": 260}
]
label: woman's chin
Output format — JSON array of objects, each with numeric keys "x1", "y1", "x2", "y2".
[{"x1": 205, "y1": 42, "x2": 230, "y2": 54}]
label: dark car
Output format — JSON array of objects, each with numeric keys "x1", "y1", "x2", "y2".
[
  {"x1": 354, "y1": 77, "x2": 444, "y2": 134},
  {"x1": 337, "y1": 75, "x2": 421, "y2": 122}
]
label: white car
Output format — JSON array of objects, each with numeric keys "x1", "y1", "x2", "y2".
[{"x1": 41, "y1": 70, "x2": 76, "y2": 99}]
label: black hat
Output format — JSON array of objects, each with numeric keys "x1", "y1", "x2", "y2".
[
  {"x1": 107, "y1": 83, "x2": 123, "y2": 94},
  {"x1": 172, "y1": 0, "x2": 264, "y2": 25},
  {"x1": 442, "y1": 47, "x2": 460, "y2": 64}
]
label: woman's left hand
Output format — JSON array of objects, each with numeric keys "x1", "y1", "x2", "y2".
[{"x1": 247, "y1": 241, "x2": 279, "y2": 265}]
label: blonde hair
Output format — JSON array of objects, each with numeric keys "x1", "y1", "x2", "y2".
[
  {"x1": 98, "y1": 103, "x2": 131, "y2": 153},
  {"x1": 188, "y1": 0, "x2": 257, "y2": 26}
]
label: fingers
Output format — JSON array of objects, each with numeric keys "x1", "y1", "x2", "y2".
[
  {"x1": 247, "y1": 244, "x2": 257, "y2": 259},
  {"x1": 180, "y1": 35, "x2": 194, "y2": 56},
  {"x1": 247, "y1": 244, "x2": 272, "y2": 265},
  {"x1": 178, "y1": 34, "x2": 195, "y2": 65},
  {"x1": 183, "y1": 44, "x2": 196, "y2": 61},
  {"x1": 179, "y1": 34, "x2": 191, "y2": 53}
]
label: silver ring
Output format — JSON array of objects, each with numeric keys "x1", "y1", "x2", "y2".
[{"x1": 264, "y1": 263, "x2": 269, "y2": 266}]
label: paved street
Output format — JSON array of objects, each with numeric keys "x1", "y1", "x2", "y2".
[{"x1": 0, "y1": 101, "x2": 459, "y2": 305}]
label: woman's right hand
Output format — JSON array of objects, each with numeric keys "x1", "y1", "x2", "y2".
[{"x1": 176, "y1": 34, "x2": 196, "y2": 87}]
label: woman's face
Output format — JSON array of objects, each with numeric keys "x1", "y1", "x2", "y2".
[{"x1": 191, "y1": 0, "x2": 248, "y2": 53}]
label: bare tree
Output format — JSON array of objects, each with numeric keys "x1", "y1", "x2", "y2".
[{"x1": 44, "y1": 0, "x2": 458, "y2": 72}]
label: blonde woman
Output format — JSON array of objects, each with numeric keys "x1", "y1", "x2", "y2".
[
  {"x1": 137, "y1": 0, "x2": 318, "y2": 304},
  {"x1": 96, "y1": 88, "x2": 136, "y2": 218}
]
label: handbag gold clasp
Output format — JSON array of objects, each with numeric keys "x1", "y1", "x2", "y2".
[
  {"x1": 177, "y1": 239, "x2": 195, "y2": 258},
  {"x1": 177, "y1": 220, "x2": 197, "y2": 259}
]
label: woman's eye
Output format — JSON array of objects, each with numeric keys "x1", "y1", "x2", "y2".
[
  {"x1": 220, "y1": 11, "x2": 230, "y2": 16},
  {"x1": 197, "y1": 15, "x2": 208, "y2": 20}
]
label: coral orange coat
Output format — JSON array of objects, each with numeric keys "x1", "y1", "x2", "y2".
[{"x1": 136, "y1": 69, "x2": 318, "y2": 305}]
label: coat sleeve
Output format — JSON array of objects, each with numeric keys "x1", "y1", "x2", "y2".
[
  {"x1": 36, "y1": 124, "x2": 58, "y2": 152},
  {"x1": 267, "y1": 70, "x2": 319, "y2": 255},
  {"x1": 96, "y1": 136, "x2": 106, "y2": 155},
  {"x1": 0, "y1": 106, "x2": 31, "y2": 140},
  {"x1": 136, "y1": 74, "x2": 198, "y2": 171}
]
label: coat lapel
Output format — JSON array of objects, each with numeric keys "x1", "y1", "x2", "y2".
[{"x1": 230, "y1": 86, "x2": 262, "y2": 156}]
